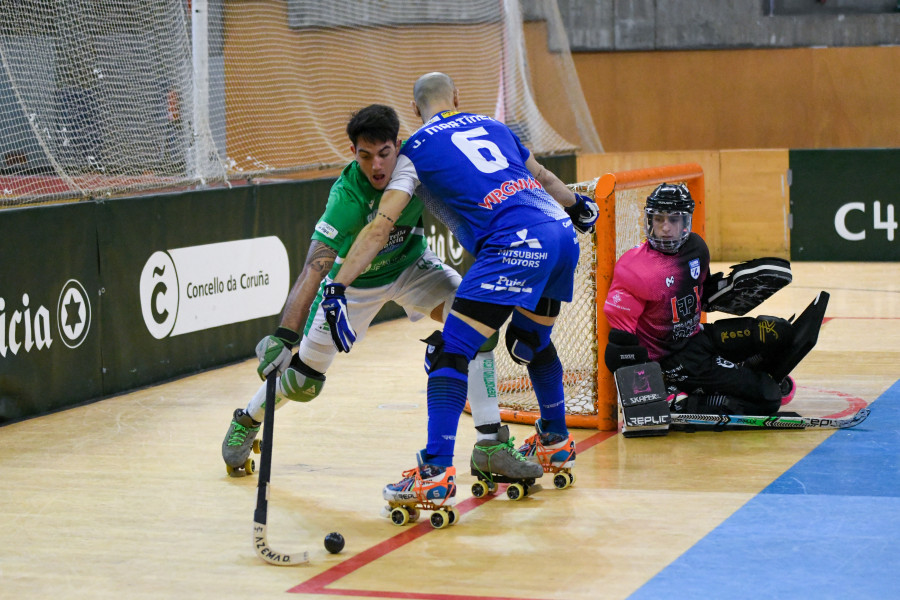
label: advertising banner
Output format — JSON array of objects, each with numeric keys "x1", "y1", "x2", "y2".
[
  {"x1": 0, "y1": 203, "x2": 103, "y2": 423},
  {"x1": 790, "y1": 149, "x2": 899, "y2": 261}
]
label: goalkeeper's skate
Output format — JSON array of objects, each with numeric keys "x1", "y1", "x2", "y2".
[
  {"x1": 518, "y1": 420, "x2": 576, "y2": 490},
  {"x1": 470, "y1": 425, "x2": 543, "y2": 501},
  {"x1": 780, "y1": 375, "x2": 796, "y2": 406},
  {"x1": 222, "y1": 408, "x2": 261, "y2": 477},
  {"x1": 382, "y1": 450, "x2": 459, "y2": 529}
]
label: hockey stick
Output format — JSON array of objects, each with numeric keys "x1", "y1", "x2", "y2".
[
  {"x1": 253, "y1": 371, "x2": 309, "y2": 566},
  {"x1": 670, "y1": 407, "x2": 870, "y2": 430}
]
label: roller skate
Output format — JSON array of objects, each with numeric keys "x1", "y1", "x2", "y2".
[
  {"x1": 382, "y1": 450, "x2": 459, "y2": 529},
  {"x1": 222, "y1": 408, "x2": 261, "y2": 477},
  {"x1": 470, "y1": 425, "x2": 543, "y2": 501},
  {"x1": 518, "y1": 420, "x2": 576, "y2": 490}
]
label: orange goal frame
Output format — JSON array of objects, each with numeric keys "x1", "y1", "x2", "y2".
[{"x1": 495, "y1": 163, "x2": 705, "y2": 431}]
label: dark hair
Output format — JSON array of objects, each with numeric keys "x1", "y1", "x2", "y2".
[{"x1": 346, "y1": 104, "x2": 400, "y2": 146}]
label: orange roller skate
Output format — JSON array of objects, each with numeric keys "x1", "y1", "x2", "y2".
[
  {"x1": 382, "y1": 450, "x2": 459, "y2": 529},
  {"x1": 518, "y1": 420, "x2": 576, "y2": 490}
]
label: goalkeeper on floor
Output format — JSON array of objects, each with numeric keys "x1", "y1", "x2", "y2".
[{"x1": 603, "y1": 183, "x2": 813, "y2": 423}]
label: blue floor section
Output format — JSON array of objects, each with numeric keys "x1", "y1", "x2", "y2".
[{"x1": 632, "y1": 381, "x2": 900, "y2": 599}]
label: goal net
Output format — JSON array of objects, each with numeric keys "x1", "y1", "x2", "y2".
[
  {"x1": 489, "y1": 164, "x2": 706, "y2": 431},
  {"x1": 0, "y1": 0, "x2": 599, "y2": 206}
]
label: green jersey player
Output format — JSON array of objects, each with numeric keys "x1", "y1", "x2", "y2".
[{"x1": 222, "y1": 104, "x2": 540, "y2": 486}]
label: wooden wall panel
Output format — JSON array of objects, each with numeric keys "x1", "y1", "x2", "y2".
[
  {"x1": 718, "y1": 150, "x2": 790, "y2": 261},
  {"x1": 572, "y1": 46, "x2": 900, "y2": 152},
  {"x1": 577, "y1": 149, "x2": 791, "y2": 261}
]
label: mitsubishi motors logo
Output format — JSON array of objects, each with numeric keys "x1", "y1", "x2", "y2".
[{"x1": 509, "y1": 228, "x2": 541, "y2": 249}]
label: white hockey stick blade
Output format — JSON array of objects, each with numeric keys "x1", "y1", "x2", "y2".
[{"x1": 253, "y1": 521, "x2": 309, "y2": 566}]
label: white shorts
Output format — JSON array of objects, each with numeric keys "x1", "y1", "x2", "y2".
[{"x1": 299, "y1": 248, "x2": 461, "y2": 371}]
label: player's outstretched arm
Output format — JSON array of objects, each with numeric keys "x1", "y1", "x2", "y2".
[
  {"x1": 320, "y1": 189, "x2": 411, "y2": 352},
  {"x1": 333, "y1": 189, "x2": 410, "y2": 286},
  {"x1": 525, "y1": 153, "x2": 575, "y2": 207},
  {"x1": 525, "y1": 154, "x2": 598, "y2": 234},
  {"x1": 255, "y1": 240, "x2": 336, "y2": 379}
]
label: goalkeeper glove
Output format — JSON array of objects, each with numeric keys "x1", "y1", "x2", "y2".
[
  {"x1": 255, "y1": 326, "x2": 300, "y2": 380},
  {"x1": 566, "y1": 193, "x2": 600, "y2": 235},
  {"x1": 321, "y1": 283, "x2": 357, "y2": 353}
]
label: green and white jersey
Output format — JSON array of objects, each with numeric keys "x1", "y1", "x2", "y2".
[{"x1": 311, "y1": 161, "x2": 427, "y2": 288}]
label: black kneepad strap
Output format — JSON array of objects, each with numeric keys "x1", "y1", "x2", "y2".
[
  {"x1": 289, "y1": 355, "x2": 326, "y2": 380},
  {"x1": 531, "y1": 340, "x2": 558, "y2": 367},
  {"x1": 505, "y1": 323, "x2": 557, "y2": 366},
  {"x1": 431, "y1": 351, "x2": 469, "y2": 375}
]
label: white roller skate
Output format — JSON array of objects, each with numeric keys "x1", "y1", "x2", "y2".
[
  {"x1": 518, "y1": 419, "x2": 576, "y2": 490},
  {"x1": 382, "y1": 450, "x2": 459, "y2": 529},
  {"x1": 222, "y1": 408, "x2": 261, "y2": 477},
  {"x1": 470, "y1": 425, "x2": 543, "y2": 501}
]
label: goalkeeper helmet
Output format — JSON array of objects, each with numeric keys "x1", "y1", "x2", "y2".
[{"x1": 645, "y1": 183, "x2": 694, "y2": 253}]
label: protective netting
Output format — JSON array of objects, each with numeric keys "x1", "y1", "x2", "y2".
[
  {"x1": 492, "y1": 179, "x2": 655, "y2": 420},
  {"x1": 0, "y1": 0, "x2": 600, "y2": 206},
  {"x1": 0, "y1": 1, "x2": 223, "y2": 204}
]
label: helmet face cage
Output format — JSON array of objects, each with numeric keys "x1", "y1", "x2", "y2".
[
  {"x1": 645, "y1": 183, "x2": 694, "y2": 253},
  {"x1": 645, "y1": 209, "x2": 692, "y2": 253}
]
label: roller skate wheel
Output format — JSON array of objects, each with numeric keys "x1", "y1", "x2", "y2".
[
  {"x1": 225, "y1": 464, "x2": 239, "y2": 477},
  {"x1": 430, "y1": 509, "x2": 449, "y2": 529},
  {"x1": 407, "y1": 507, "x2": 420, "y2": 523},
  {"x1": 553, "y1": 473, "x2": 570, "y2": 489},
  {"x1": 448, "y1": 507, "x2": 460, "y2": 525},
  {"x1": 390, "y1": 506, "x2": 410, "y2": 526},
  {"x1": 244, "y1": 457, "x2": 256, "y2": 475},
  {"x1": 568, "y1": 472, "x2": 576, "y2": 486},
  {"x1": 506, "y1": 482, "x2": 525, "y2": 501},
  {"x1": 471, "y1": 480, "x2": 489, "y2": 498},
  {"x1": 252, "y1": 438, "x2": 261, "y2": 454}
]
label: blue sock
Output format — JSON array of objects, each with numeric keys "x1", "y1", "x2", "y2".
[
  {"x1": 509, "y1": 311, "x2": 569, "y2": 436},
  {"x1": 424, "y1": 374, "x2": 468, "y2": 467},
  {"x1": 423, "y1": 313, "x2": 488, "y2": 467},
  {"x1": 529, "y1": 356, "x2": 568, "y2": 436}
]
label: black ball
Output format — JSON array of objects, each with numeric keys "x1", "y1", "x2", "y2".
[{"x1": 324, "y1": 532, "x2": 344, "y2": 554}]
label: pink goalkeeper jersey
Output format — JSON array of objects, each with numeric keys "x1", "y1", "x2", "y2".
[{"x1": 603, "y1": 233, "x2": 710, "y2": 360}]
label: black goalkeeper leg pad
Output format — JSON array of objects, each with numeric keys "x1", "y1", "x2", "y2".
[
  {"x1": 767, "y1": 291, "x2": 830, "y2": 382},
  {"x1": 615, "y1": 362, "x2": 671, "y2": 437}
]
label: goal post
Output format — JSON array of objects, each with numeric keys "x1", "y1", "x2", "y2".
[{"x1": 487, "y1": 163, "x2": 705, "y2": 431}]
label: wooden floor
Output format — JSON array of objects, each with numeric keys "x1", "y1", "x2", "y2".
[{"x1": 2, "y1": 262, "x2": 898, "y2": 600}]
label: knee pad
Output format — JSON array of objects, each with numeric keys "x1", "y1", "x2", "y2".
[
  {"x1": 422, "y1": 330, "x2": 444, "y2": 374},
  {"x1": 422, "y1": 330, "x2": 469, "y2": 376},
  {"x1": 280, "y1": 360, "x2": 326, "y2": 402},
  {"x1": 505, "y1": 313, "x2": 555, "y2": 367}
]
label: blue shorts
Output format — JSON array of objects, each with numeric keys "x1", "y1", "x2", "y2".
[{"x1": 457, "y1": 218, "x2": 579, "y2": 311}]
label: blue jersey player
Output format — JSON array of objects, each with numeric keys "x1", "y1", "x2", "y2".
[{"x1": 321, "y1": 73, "x2": 599, "y2": 519}]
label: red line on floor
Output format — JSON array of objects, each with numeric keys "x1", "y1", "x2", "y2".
[{"x1": 287, "y1": 429, "x2": 618, "y2": 598}]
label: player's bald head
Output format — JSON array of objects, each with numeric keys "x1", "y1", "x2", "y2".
[{"x1": 412, "y1": 72, "x2": 457, "y2": 121}]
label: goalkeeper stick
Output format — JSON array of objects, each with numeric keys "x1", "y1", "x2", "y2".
[{"x1": 253, "y1": 372, "x2": 309, "y2": 566}]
